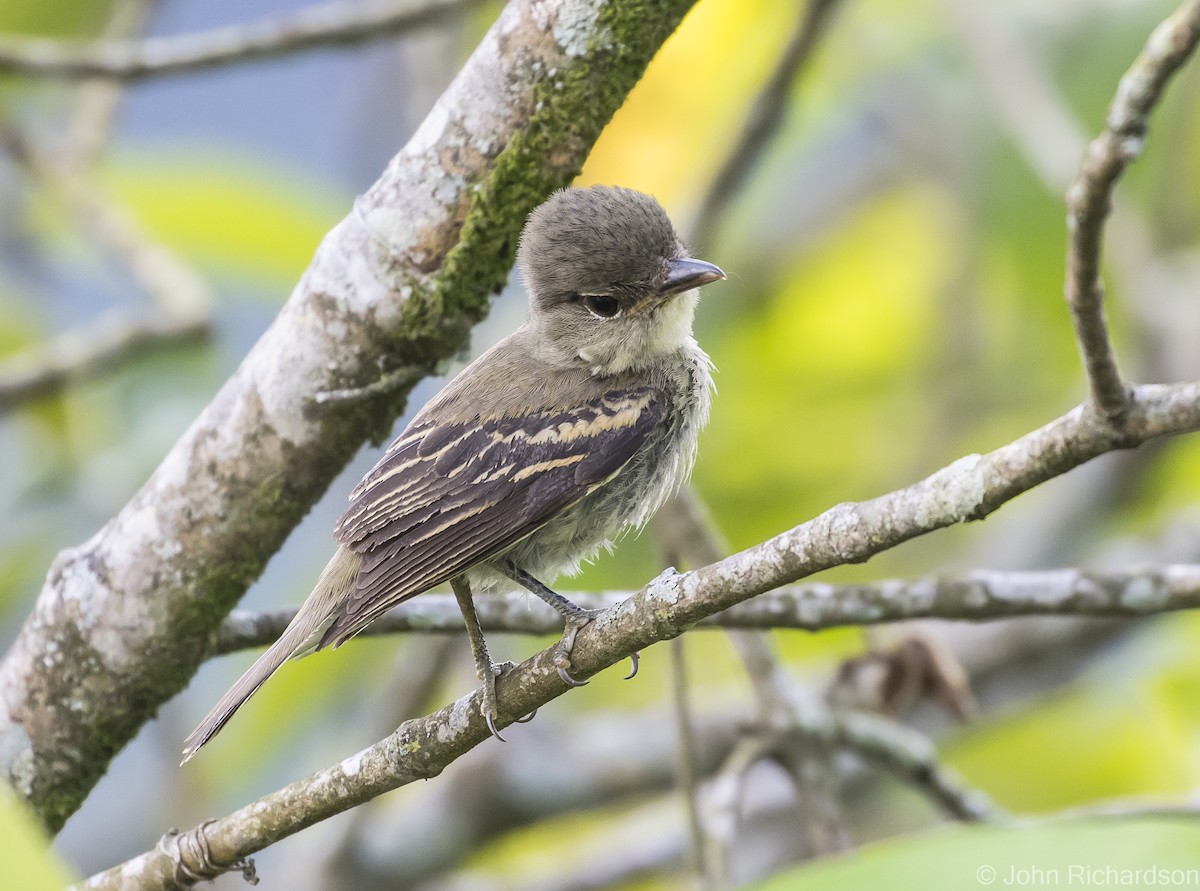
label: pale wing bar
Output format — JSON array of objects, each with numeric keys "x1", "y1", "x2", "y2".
[{"x1": 321, "y1": 389, "x2": 663, "y2": 648}]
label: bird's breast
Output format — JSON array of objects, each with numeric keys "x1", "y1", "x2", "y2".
[{"x1": 491, "y1": 345, "x2": 714, "y2": 583}]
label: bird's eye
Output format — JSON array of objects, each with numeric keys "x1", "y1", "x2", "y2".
[{"x1": 583, "y1": 294, "x2": 621, "y2": 319}]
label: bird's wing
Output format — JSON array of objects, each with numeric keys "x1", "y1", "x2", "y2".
[{"x1": 322, "y1": 387, "x2": 662, "y2": 647}]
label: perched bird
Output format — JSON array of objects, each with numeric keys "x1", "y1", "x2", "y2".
[{"x1": 182, "y1": 185, "x2": 725, "y2": 761}]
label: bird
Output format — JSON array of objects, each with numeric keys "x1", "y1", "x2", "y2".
[{"x1": 182, "y1": 185, "x2": 725, "y2": 762}]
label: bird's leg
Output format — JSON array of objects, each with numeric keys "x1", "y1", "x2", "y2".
[
  {"x1": 450, "y1": 576, "x2": 509, "y2": 741},
  {"x1": 501, "y1": 561, "x2": 639, "y2": 686}
]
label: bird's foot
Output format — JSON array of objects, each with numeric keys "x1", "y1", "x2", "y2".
[
  {"x1": 499, "y1": 562, "x2": 638, "y2": 687},
  {"x1": 553, "y1": 616, "x2": 594, "y2": 687},
  {"x1": 480, "y1": 660, "x2": 512, "y2": 741},
  {"x1": 552, "y1": 610, "x2": 639, "y2": 687},
  {"x1": 478, "y1": 661, "x2": 537, "y2": 740}
]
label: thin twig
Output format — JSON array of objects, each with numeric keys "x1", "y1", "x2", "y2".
[
  {"x1": 658, "y1": 490, "x2": 794, "y2": 715},
  {"x1": 64, "y1": 0, "x2": 158, "y2": 170},
  {"x1": 699, "y1": 734, "x2": 774, "y2": 886},
  {"x1": 0, "y1": 310, "x2": 209, "y2": 410},
  {"x1": 668, "y1": 638, "x2": 710, "y2": 891},
  {"x1": 0, "y1": 0, "x2": 484, "y2": 82},
  {"x1": 1064, "y1": 0, "x2": 1200, "y2": 419},
  {"x1": 947, "y1": 0, "x2": 1178, "y2": 574},
  {"x1": 657, "y1": 493, "x2": 717, "y2": 888},
  {"x1": 660, "y1": 490, "x2": 852, "y2": 856},
  {"x1": 817, "y1": 709, "x2": 997, "y2": 822},
  {"x1": 689, "y1": 0, "x2": 843, "y2": 249}
]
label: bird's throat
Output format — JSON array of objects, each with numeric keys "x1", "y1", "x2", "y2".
[{"x1": 579, "y1": 291, "x2": 699, "y2": 377}]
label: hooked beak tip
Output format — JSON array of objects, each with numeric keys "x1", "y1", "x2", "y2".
[{"x1": 661, "y1": 257, "x2": 726, "y2": 296}]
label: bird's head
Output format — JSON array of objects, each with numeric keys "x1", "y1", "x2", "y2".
[{"x1": 518, "y1": 185, "x2": 725, "y2": 376}]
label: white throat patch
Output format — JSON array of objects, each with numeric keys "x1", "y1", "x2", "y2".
[{"x1": 581, "y1": 291, "x2": 699, "y2": 376}]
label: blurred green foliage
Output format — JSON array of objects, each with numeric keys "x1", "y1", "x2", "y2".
[
  {"x1": 101, "y1": 151, "x2": 348, "y2": 289},
  {"x1": 0, "y1": 785, "x2": 76, "y2": 887},
  {"x1": 752, "y1": 820, "x2": 1200, "y2": 891},
  {"x1": 946, "y1": 615, "x2": 1200, "y2": 811},
  {"x1": 0, "y1": 0, "x2": 112, "y2": 38}
]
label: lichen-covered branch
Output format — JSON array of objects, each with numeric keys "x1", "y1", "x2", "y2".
[
  {"x1": 0, "y1": 0, "x2": 485, "y2": 81},
  {"x1": 78, "y1": 380, "x2": 1200, "y2": 890},
  {"x1": 0, "y1": 0, "x2": 701, "y2": 832},
  {"x1": 640, "y1": 383, "x2": 1200, "y2": 636},
  {"x1": 213, "y1": 562, "x2": 1200, "y2": 654},
  {"x1": 1064, "y1": 0, "x2": 1200, "y2": 419}
]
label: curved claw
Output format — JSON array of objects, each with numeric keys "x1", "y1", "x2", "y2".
[
  {"x1": 557, "y1": 665, "x2": 589, "y2": 687},
  {"x1": 516, "y1": 708, "x2": 538, "y2": 724},
  {"x1": 625, "y1": 650, "x2": 641, "y2": 680},
  {"x1": 484, "y1": 709, "x2": 507, "y2": 742}
]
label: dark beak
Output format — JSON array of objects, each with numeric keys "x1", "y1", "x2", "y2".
[{"x1": 661, "y1": 257, "x2": 726, "y2": 296}]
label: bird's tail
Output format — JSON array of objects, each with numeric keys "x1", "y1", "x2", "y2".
[{"x1": 180, "y1": 546, "x2": 362, "y2": 763}]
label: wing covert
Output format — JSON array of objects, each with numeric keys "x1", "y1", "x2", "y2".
[{"x1": 323, "y1": 388, "x2": 663, "y2": 646}]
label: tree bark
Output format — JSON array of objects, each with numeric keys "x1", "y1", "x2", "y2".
[{"x1": 0, "y1": 0, "x2": 700, "y2": 831}]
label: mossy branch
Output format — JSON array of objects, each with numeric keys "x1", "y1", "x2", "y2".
[{"x1": 0, "y1": 0, "x2": 700, "y2": 832}]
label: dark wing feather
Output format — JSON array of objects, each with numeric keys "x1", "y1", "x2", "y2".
[{"x1": 322, "y1": 388, "x2": 663, "y2": 647}]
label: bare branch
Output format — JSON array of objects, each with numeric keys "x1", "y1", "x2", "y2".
[
  {"x1": 0, "y1": 309, "x2": 209, "y2": 410},
  {"x1": 641, "y1": 385, "x2": 1200, "y2": 630},
  {"x1": 79, "y1": 380, "x2": 1200, "y2": 889},
  {"x1": 1064, "y1": 0, "x2": 1200, "y2": 419},
  {"x1": 215, "y1": 561, "x2": 1200, "y2": 653},
  {"x1": 688, "y1": 0, "x2": 843, "y2": 249},
  {"x1": 0, "y1": 0, "x2": 485, "y2": 82},
  {"x1": 946, "y1": 1, "x2": 1182, "y2": 572},
  {"x1": 818, "y1": 708, "x2": 996, "y2": 822}
]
